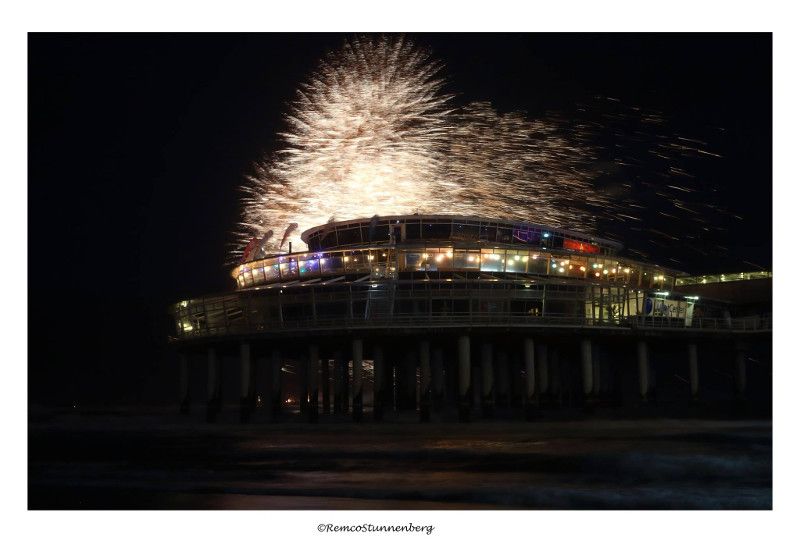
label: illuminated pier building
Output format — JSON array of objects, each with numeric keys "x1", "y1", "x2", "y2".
[{"x1": 170, "y1": 215, "x2": 771, "y2": 422}]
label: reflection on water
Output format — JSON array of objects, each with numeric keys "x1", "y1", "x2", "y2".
[{"x1": 29, "y1": 414, "x2": 771, "y2": 509}]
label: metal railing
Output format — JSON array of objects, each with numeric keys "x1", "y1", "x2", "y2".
[
  {"x1": 172, "y1": 311, "x2": 772, "y2": 340},
  {"x1": 629, "y1": 315, "x2": 772, "y2": 331}
]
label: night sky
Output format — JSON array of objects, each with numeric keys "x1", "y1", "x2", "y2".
[{"x1": 28, "y1": 33, "x2": 771, "y2": 406}]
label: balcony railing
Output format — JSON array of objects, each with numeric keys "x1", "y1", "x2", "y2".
[{"x1": 172, "y1": 311, "x2": 772, "y2": 340}]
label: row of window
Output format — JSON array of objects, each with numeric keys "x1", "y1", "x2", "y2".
[
  {"x1": 233, "y1": 247, "x2": 675, "y2": 290},
  {"x1": 175, "y1": 287, "x2": 703, "y2": 336},
  {"x1": 303, "y1": 217, "x2": 615, "y2": 255},
  {"x1": 676, "y1": 271, "x2": 772, "y2": 286}
]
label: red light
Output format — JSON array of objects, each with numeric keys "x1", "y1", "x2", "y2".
[{"x1": 563, "y1": 239, "x2": 600, "y2": 254}]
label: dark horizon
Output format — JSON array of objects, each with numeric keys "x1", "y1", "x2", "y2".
[{"x1": 28, "y1": 33, "x2": 772, "y2": 407}]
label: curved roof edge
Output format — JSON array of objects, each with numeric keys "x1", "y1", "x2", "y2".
[{"x1": 300, "y1": 214, "x2": 624, "y2": 250}]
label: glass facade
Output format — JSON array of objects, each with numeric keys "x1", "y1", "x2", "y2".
[
  {"x1": 232, "y1": 245, "x2": 680, "y2": 291},
  {"x1": 175, "y1": 217, "x2": 768, "y2": 340},
  {"x1": 174, "y1": 277, "x2": 740, "y2": 341},
  {"x1": 302, "y1": 215, "x2": 619, "y2": 255}
]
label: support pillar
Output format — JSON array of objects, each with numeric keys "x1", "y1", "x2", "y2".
[
  {"x1": 688, "y1": 343, "x2": 699, "y2": 400},
  {"x1": 307, "y1": 344, "x2": 320, "y2": 423},
  {"x1": 536, "y1": 343, "x2": 549, "y2": 396},
  {"x1": 179, "y1": 352, "x2": 190, "y2": 415},
  {"x1": 445, "y1": 354, "x2": 458, "y2": 410},
  {"x1": 352, "y1": 339, "x2": 363, "y2": 422},
  {"x1": 333, "y1": 353, "x2": 344, "y2": 415},
  {"x1": 458, "y1": 335, "x2": 471, "y2": 422},
  {"x1": 269, "y1": 349, "x2": 282, "y2": 421},
  {"x1": 373, "y1": 345, "x2": 385, "y2": 421},
  {"x1": 510, "y1": 353, "x2": 524, "y2": 408},
  {"x1": 471, "y1": 355, "x2": 481, "y2": 411},
  {"x1": 400, "y1": 350, "x2": 417, "y2": 412},
  {"x1": 481, "y1": 342, "x2": 494, "y2": 418},
  {"x1": 321, "y1": 356, "x2": 331, "y2": 414},
  {"x1": 431, "y1": 346, "x2": 444, "y2": 412},
  {"x1": 524, "y1": 337, "x2": 536, "y2": 420},
  {"x1": 239, "y1": 342, "x2": 256, "y2": 423},
  {"x1": 637, "y1": 340, "x2": 649, "y2": 402},
  {"x1": 581, "y1": 338, "x2": 594, "y2": 400},
  {"x1": 206, "y1": 348, "x2": 221, "y2": 422},
  {"x1": 496, "y1": 349, "x2": 510, "y2": 408},
  {"x1": 419, "y1": 340, "x2": 431, "y2": 422},
  {"x1": 299, "y1": 356, "x2": 308, "y2": 417},
  {"x1": 342, "y1": 352, "x2": 350, "y2": 415}
]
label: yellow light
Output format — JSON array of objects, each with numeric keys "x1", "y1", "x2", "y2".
[
  {"x1": 579, "y1": 266, "x2": 586, "y2": 272},
  {"x1": 624, "y1": 268, "x2": 630, "y2": 274},
  {"x1": 514, "y1": 255, "x2": 520, "y2": 261},
  {"x1": 468, "y1": 256, "x2": 475, "y2": 262},
  {"x1": 612, "y1": 268, "x2": 616, "y2": 273},
  {"x1": 320, "y1": 258, "x2": 326, "y2": 265},
  {"x1": 344, "y1": 256, "x2": 350, "y2": 262},
  {"x1": 558, "y1": 267, "x2": 565, "y2": 273},
  {"x1": 446, "y1": 251, "x2": 453, "y2": 258},
  {"x1": 603, "y1": 269, "x2": 608, "y2": 275},
  {"x1": 569, "y1": 265, "x2": 573, "y2": 269},
  {"x1": 422, "y1": 253, "x2": 429, "y2": 259},
  {"x1": 436, "y1": 254, "x2": 444, "y2": 262},
  {"x1": 595, "y1": 272, "x2": 600, "y2": 277},
  {"x1": 368, "y1": 255, "x2": 374, "y2": 260}
]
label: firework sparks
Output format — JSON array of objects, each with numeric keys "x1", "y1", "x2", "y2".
[
  {"x1": 443, "y1": 102, "x2": 611, "y2": 231},
  {"x1": 236, "y1": 36, "x2": 723, "y2": 265},
  {"x1": 238, "y1": 35, "x2": 454, "y2": 258}
]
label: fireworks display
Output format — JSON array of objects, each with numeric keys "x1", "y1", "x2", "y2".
[
  {"x1": 238, "y1": 36, "x2": 453, "y2": 260},
  {"x1": 236, "y1": 35, "x2": 726, "y2": 266}
]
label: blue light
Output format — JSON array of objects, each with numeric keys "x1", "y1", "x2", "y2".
[{"x1": 543, "y1": 232, "x2": 550, "y2": 238}]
